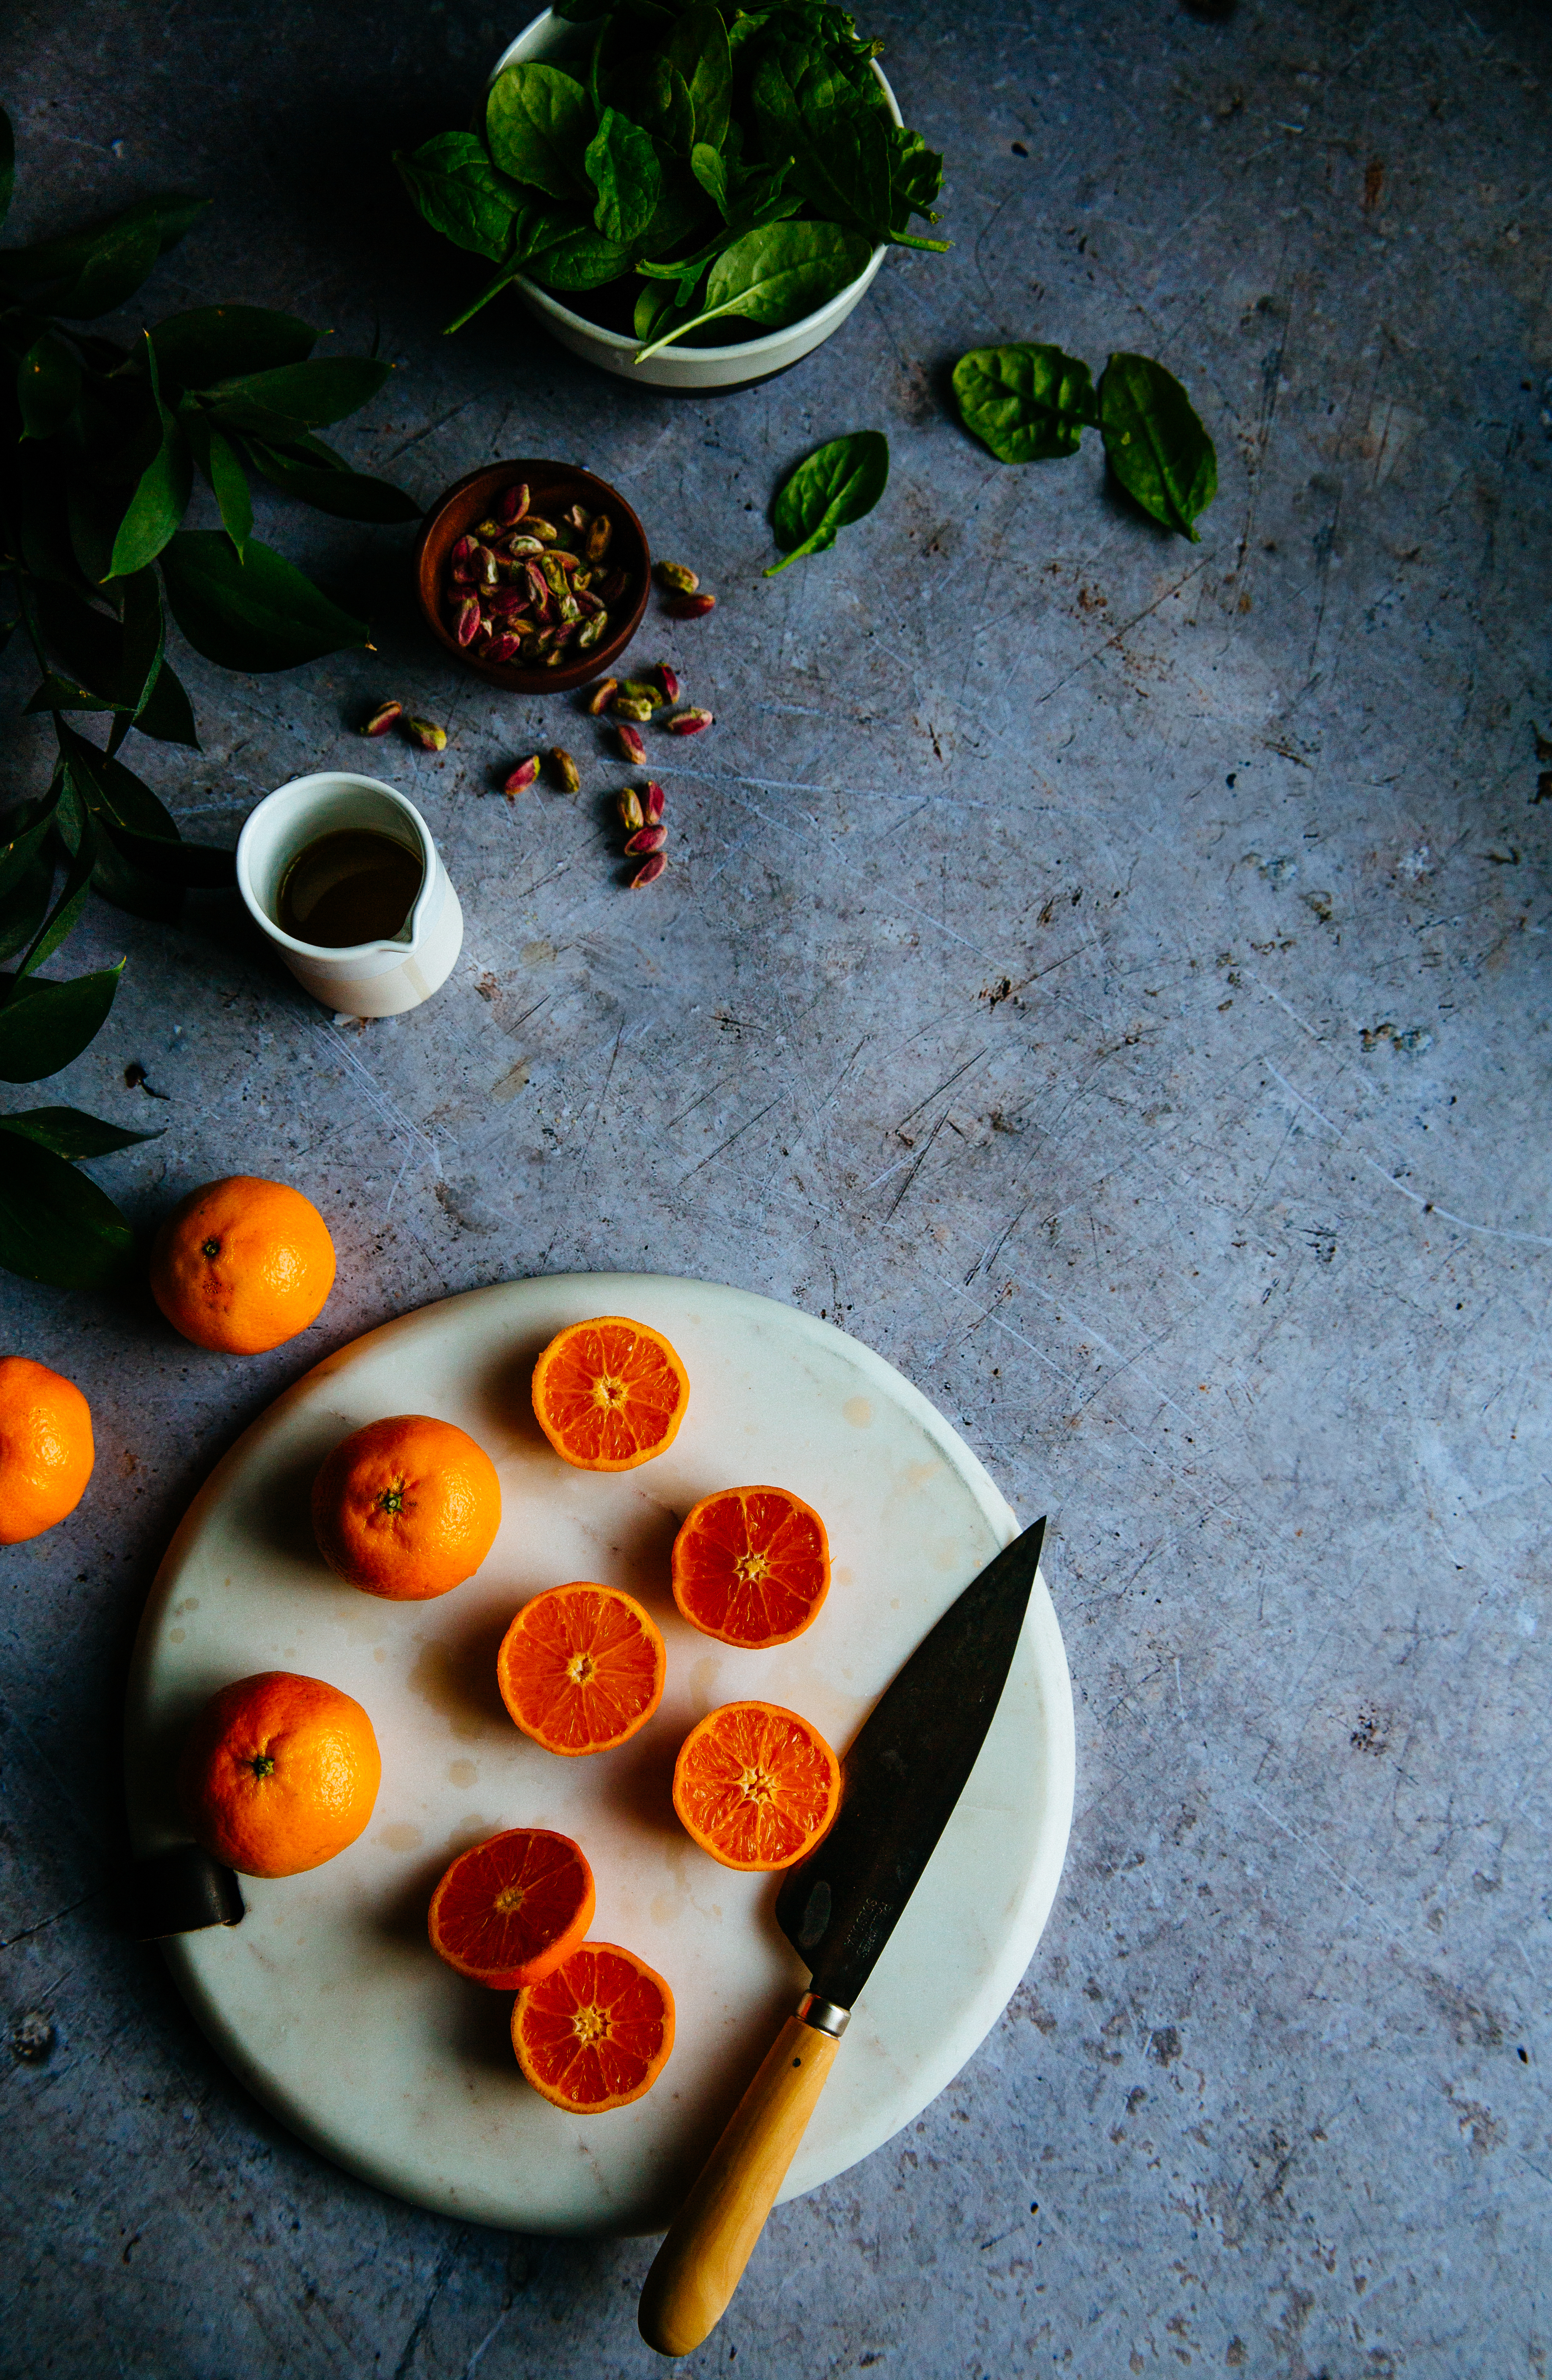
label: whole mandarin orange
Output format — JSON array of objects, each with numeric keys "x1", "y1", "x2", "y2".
[
  {"x1": 178, "y1": 1670, "x2": 381, "y2": 1879},
  {"x1": 0, "y1": 1356, "x2": 94, "y2": 1545},
  {"x1": 311, "y1": 1414, "x2": 502, "y2": 1600},
  {"x1": 149, "y1": 1176, "x2": 335, "y2": 1355}
]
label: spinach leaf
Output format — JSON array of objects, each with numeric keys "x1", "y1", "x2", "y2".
[
  {"x1": 160, "y1": 532, "x2": 370, "y2": 670},
  {"x1": 691, "y1": 141, "x2": 730, "y2": 218},
  {"x1": 527, "y1": 225, "x2": 638, "y2": 291},
  {"x1": 765, "y1": 428, "x2": 887, "y2": 572},
  {"x1": 395, "y1": 132, "x2": 535, "y2": 262},
  {"x1": 1098, "y1": 352, "x2": 1216, "y2": 540},
  {"x1": 753, "y1": 47, "x2": 888, "y2": 238},
  {"x1": 440, "y1": 203, "x2": 584, "y2": 331},
  {"x1": 665, "y1": 4, "x2": 733, "y2": 154},
  {"x1": 886, "y1": 125, "x2": 942, "y2": 229},
  {"x1": 952, "y1": 343, "x2": 1096, "y2": 464},
  {"x1": 639, "y1": 57, "x2": 696, "y2": 154},
  {"x1": 486, "y1": 64, "x2": 594, "y2": 203},
  {"x1": 634, "y1": 217, "x2": 868, "y2": 358},
  {"x1": 585, "y1": 108, "x2": 663, "y2": 244}
]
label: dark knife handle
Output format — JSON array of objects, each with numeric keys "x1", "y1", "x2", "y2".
[{"x1": 638, "y1": 2000, "x2": 846, "y2": 2356}]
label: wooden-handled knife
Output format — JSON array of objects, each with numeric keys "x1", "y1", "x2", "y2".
[{"x1": 638, "y1": 1514, "x2": 1047, "y2": 2356}]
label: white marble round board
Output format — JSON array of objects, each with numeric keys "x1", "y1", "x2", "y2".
[{"x1": 124, "y1": 1274, "x2": 1075, "y2": 2236}]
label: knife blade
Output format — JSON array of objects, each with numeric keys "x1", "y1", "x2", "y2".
[{"x1": 638, "y1": 1513, "x2": 1047, "y2": 2358}]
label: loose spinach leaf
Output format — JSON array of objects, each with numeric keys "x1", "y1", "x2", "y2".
[
  {"x1": 197, "y1": 356, "x2": 391, "y2": 429},
  {"x1": 160, "y1": 531, "x2": 370, "y2": 671},
  {"x1": 765, "y1": 427, "x2": 888, "y2": 572},
  {"x1": 635, "y1": 217, "x2": 868, "y2": 358},
  {"x1": 394, "y1": 133, "x2": 534, "y2": 263},
  {"x1": 243, "y1": 439, "x2": 422, "y2": 523},
  {"x1": 666, "y1": 4, "x2": 734, "y2": 155},
  {"x1": 0, "y1": 962, "x2": 124, "y2": 1082},
  {"x1": 0, "y1": 1132, "x2": 135, "y2": 1288},
  {"x1": 152, "y1": 305, "x2": 316, "y2": 385},
  {"x1": 585, "y1": 108, "x2": 663, "y2": 244},
  {"x1": 1098, "y1": 352, "x2": 1216, "y2": 540},
  {"x1": 486, "y1": 64, "x2": 594, "y2": 204},
  {"x1": 0, "y1": 1106, "x2": 160, "y2": 1159},
  {"x1": 18, "y1": 331, "x2": 82, "y2": 441},
  {"x1": 952, "y1": 343, "x2": 1097, "y2": 464}
]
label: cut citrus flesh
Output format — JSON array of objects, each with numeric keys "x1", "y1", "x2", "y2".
[
  {"x1": 497, "y1": 1583, "x2": 666, "y2": 1755},
  {"x1": 531, "y1": 1315, "x2": 689, "y2": 1471},
  {"x1": 428, "y1": 1828, "x2": 595, "y2": 1990},
  {"x1": 672, "y1": 1484, "x2": 830, "y2": 1648},
  {"x1": 512, "y1": 1941, "x2": 675, "y2": 2112},
  {"x1": 672, "y1": 1700, "x2": 841, "y2": 1872}
]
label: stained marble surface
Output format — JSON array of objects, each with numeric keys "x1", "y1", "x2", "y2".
[{"x1": 1, "y1": 0, "x2": 1548, "y2": 2373}]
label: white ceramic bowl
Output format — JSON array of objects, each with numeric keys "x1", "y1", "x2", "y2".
[{"x1": 487, "y1": 10, "x2": 900, "y2": 391}]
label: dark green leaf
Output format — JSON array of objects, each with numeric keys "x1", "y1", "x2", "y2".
[
  {"x1": 19, "y1": 451, "x2": 90, "y2": 589},
  {"x1": 0, "y1": 106, "x2": 13, "y2": 232},
  {"x1": 116, "y1": 567, "x2": 166, "y2": 716},
  {"x1": 635, "y1": 218, "x2": 868, "y2": 358},
  {"x1": 0, "y1": 791, "x2": 60, "y2": 905},
  {"x1": 754, "y1": 48, "x2": 891, "y2": 242},
  {"x1": 887, "y1": 125, "x2": 943, "y2": 230},
  {"x1": 243, "y1": 439, "x2": 420, "y2": 523},
  {"x1": 486, "y1": 64, "x2": 594, "y2": 204},
  {"x1": 639, "y1": 59, "x2": 696, "y2": 156},
  {"x1": 439, "y1": 202, "x2": 583, "y2": 331},
  {"x1": 952, "y1": 343, "x2": 1097, "y2": 464},
  {"x1": 160, "y1": 531, "x2": 370, "y2": 671},
  {"x1": 1098, "y1": 352, "x2": 1216, "y2": 540},
  {"x1": 585, "y1": 108, "x2": 663, "y2": 245},
  {"x1": 0, "y1": 1133, "x2": 135, "y2": 1289},
  {"x1": 528, "y1": 225, "x2": 638, "y2": 292},
  {"x1": 0, "y1": 1106, "x2": 160, "y2": 1159},
  {"x1": 151, "y1": 304, "x2": 316, "y2": 386},
  {"x1": 0, "y1": 963, "x2": 123, "y2": 1082},
  {"x1": 105, "y1": 337, "x2": 192, "y2": 578},
  {"x1": 208, "y1": 420, "x2": 254, "y2": 554},
  {"x1": 24, "y1": 672, "x2": 117, "y2": 716},
  {"x1": 0, "y1": 861, "x2": 53, "y2": 965},
  {"x1": 395, "y1": 133, "x2": 532, "y2": 263},
  {"x1": 19, "y1": 789, "x2": 98, "y2": 967},
  {"x1": 666, "y1": 4, "x2": 733, "y2": 154},
  {"x1": 132, "y1": 655, "x2": 200, "y2": 749},
  {"x1": 18, "y1": 331, "x2": 82, "y2": 440},
  {"x1": 198, "y1": 356, "x2": 391, "y2": 428},
  {"x1": 766, "y1": 427, "x2": 888, "y2": 572},
  {"x1": 0, "y1": 194, "x2": 206, "y2": 318},
  {"x1": 691, "y1": 141, "x2": 730, "y2": 219},
  {"x1": 60, "y1": 726, "x2": 232, "y2": 888}
]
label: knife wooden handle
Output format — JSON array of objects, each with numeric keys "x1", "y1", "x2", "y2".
[{"x1": 638, "y1": 2013, "x2": 840, "y2": 2357}]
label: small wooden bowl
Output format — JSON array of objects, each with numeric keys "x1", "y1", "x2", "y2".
[{"x1": 412, "y1": 459, "x2": 651, "y2": 695}]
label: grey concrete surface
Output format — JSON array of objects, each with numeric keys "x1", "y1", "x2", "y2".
[{"x1": 2, "y1": 0, "x2": 1549, "y2": 2372}]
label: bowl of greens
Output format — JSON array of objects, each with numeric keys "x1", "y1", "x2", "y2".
[{"x1": 395, "y1": 1, "x2": 947, "y2": 393}]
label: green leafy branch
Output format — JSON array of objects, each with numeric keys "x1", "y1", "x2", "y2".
[{"x1": 0, "y1": 101, "x2": 420, "y2": 1290}]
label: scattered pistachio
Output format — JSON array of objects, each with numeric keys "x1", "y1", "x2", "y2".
[
  {"x1": 406, "y1": 716, "x2": 447, "y2": 751},
  {"x1": 656, "y1": 561, "x2": 699, "y2": 595},
  {"x1": 623, "y1": 824, "x2": 667, "y2": 856},
  {"x1": 550, "y1": 747, "x2": 581, "y2": 792},
  {"x1": 613, "y1": 694, "x2": 656, "y2": 723},
  {"x1": 620, "y1": 678, "x2": 661, "y2": 705},
  {"x1": 666, "y1": 707, "x2": 714, "y2": 735},
  {"x1": 618, "y1": 786, "x2": 645, "y2": 832},
  {"x1": 499, "y1": 481, "x2": 530, "y2": 523},
  {"x1": 666, "y1": 591, "x2": 715, "y2": 620},
  {"x1": 618, "y1": 724, "x2": 647, "y2": 766},
  {"x1": 587, "y1": 678, "x2": 620, "y2": 717},
  {"x1": 504, "y1": 755, "x2": 541, "y2": 796},
  {"x1": 629, "y1": 851, "x2": 667, "y2": 889},
  {"x1": 643, "y1": 781, "x2": 665, "y2": 825},
  {"x1": 363, "y1": 698, "x2": 403, "y2": 737},
  {"x1": 655, "y1": 662, "x2": 681, "y2": 703}
]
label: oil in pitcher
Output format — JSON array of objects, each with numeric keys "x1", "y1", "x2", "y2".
[{"x1": 276, "y1": 829, "x2": 423, "y2": 949}]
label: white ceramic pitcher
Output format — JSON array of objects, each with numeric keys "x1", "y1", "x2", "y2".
[{"x1": 236, "y1": 773, "x2": 463, "y2": 1018}]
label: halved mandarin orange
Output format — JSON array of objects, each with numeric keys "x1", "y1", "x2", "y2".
[
  {"x1": 428, "y1": 1828, "x2": 595, "y2": 1990},
  {"x1": 512, "y1": 1941, "x2": 675, "y2": 2112},
  {"x1": 531, "y1": 1315, "x2": 688, "y2": 1472},
  {"x1": 672, "y1": 1700, "x2": 841, "y2": 1872},
  {"x1": 672, "y1": 1485, "x2": 830, "y2": 1649},
  {"x1": 497, "y1": 1583, "x2": 666, "y2": 1756}
]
